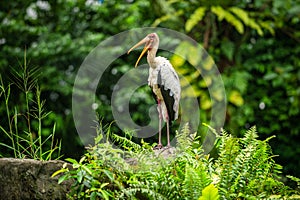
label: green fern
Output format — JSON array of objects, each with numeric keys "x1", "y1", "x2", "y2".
[
  {"x1": 185, "y1": 7, "x2": 206, "y2": 32},
  {"x1": 215, "y1": 126, "x2": 287, "y2": 199},
  {"x1": 183, "y1": 164, "x2": 212, "y2": 200},
  {"x1": 112, "y1": 131, "x2": 142, "y2": 152},
  {"x1": 176, "y1": 122, "x2": 197, "y2": 151},
  {"x1": 55, "y1": 124, "x2": 299, "y2": 199},
  {"x1": 119, "y1": 168, "x2": 181, "y2": 200}
]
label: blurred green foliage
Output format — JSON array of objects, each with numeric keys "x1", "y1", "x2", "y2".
[{"x1": 0, "y1": 0, "x2": 299, "y2": 178}]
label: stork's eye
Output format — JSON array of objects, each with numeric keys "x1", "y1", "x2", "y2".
[{"x1": 148, "y1": 34, "x2": 155, "y2": 39}]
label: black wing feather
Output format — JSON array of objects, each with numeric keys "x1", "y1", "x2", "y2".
[{"x1": 157, "y1": 69, "x2": 176, "y2": 123}]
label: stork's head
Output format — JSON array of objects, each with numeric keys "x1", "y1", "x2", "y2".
[{"x1": 127, "y1": 33, "x2": 159, "y2": 67}]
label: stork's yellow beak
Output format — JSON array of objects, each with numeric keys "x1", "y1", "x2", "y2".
[{"x1": 127, "y1": 37, "x2": 151, "y2": 68}]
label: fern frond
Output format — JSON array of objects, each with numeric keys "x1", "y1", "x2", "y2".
[
  {"x1": 112, "y1": 132, "x2": 142, "y2": 152},
  {"x1": 176, "y1": 123, "x2": 197, "y2": 151},
  {"x1": 215, "y1": 133, "x2": 240, "y2": 198},
  {"x1": 183, "y1": 163, "x2": 212, "y2": 200},
  {"x1": 287, "y1": 175, "x2": 300, "y2": 189},
  {"x1": 118, "y1": 169, "x2": 180, "y2": 200},
  {"x1": 216, "y1": 126, "x2": 286, "y2": 199},
  {"x1": 241, "y1": 126, "x2": 258, "y2": 147}
]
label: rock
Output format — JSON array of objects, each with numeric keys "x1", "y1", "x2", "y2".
[
  {"x1": 153, "y1": 146, "x2": 177, "y2": 159},
  {"x1": 0, "y1": 158, "x2": 72, "y2": 200}
]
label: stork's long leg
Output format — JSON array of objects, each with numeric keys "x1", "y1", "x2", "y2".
[
  {"x1": 157, "y1": 100, "x2": 163, "y2": 148},
  {"x1": 165, "y1": 111, "x2": 171, "y2": 147},
  {"x1": 166, "y1": 120, "x2": 170, "y2": 147}
]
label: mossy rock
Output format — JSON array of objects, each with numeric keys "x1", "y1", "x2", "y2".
[{"x1": 0, "y1": 158, "x2": 72, "y2": 200}]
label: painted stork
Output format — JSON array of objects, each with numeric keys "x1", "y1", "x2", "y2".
[{"x1": 127, "y1": 33, "x2": 181, "y2": 149}]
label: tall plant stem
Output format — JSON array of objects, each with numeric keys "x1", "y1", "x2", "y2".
[
  {"x1": 36, "y1": 86, "x2": 43, "y2": 159},
  {"x1": 0, "y1": 76, "x2": 17, "y2": 157}
]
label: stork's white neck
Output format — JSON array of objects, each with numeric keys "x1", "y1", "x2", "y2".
[{"x1": 147, "y1": 48, "x2": 157, "y2": 68}]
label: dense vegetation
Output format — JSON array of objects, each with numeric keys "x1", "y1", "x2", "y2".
[
  {"x1": 54, "y1": 123, "x2": 300, "y2": 199},
  {"x1": 1, "y1": 0, "x2": 300, "y2": 195}
]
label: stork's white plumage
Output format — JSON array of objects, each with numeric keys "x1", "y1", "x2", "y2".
[{"x1": 128, "y1": 33, "x2": 181, "y2": 148}]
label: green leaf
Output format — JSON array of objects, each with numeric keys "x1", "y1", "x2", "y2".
[
  {"x1": 152, "y1": 10, "x2": 183, "y2": 27},
  {"x1": 202, "y1": 56, "x2": 215, "y2": 71},
  {"x1": 229, "y1": 90, "x2": 244, "y2": 106},
  {"x1": 100, "y1": 182, "x2": 110, "y2": 188},
  {"x1": 82, "y1": 165, "x2": 93, "y2": 175},
  {"x1": 58, "y1": 174, "x2": 69, "y2": 184},
  {"x1": 182, "y1": 85, "x2": 202, "y2": 98},
  {"x1": 90, "y1": 191, "x2": 97, "y2": 200},
  {"x1": 229, "y1": 7, "x2": 264, "y2": 36},
  {"x1": 174, "y1": 41, "x2": 191, "y2": 59},
  {"x1": 103, "y1": 169, "x2": 114, "y2": 181},
  {"x1": 170, "y1": 54, "x2": 185, "y2": 68},
  {"x1": 200, "y1": 93, "x2": 212, "y2": 110},
  {"x1": 198, "y1": 184, "x2": 219, "y2": 200},
  {"x1": 51, "y1": 168, "x2": 68, "y2": 178},
  {"x1": 79, "y1": 156, "x2": 86, "y2": 164},
  {"x1": 65, "y1": 158, "x2": 79, "y2": 165},
  {"x1": 186, "y1": 7, "x2": 206, "y2": 32},
  {"x1": 211, "y1": 6, "x2": 244, "y2": 34},
  {"x1": 77, "y1": 170, "x2": 84, "y2": 183},
  {"x1": 211, "y1": 6, "x2": 225, "y2": 20},
  {"x1": 229, "y1": 7, "x2": 262, "y2": 36},
  {"x1": 100, "y1": 190, "x2": 112, "y2": 200},
  {"x1": 221, "y1": 40, "x2": 235, "y2": 61},
  {"x1": 229, "y1": 7, "x2": 249, "y2": 25},
  {"x1": 248, "y1": 19, "x2": 263, "y2": 36},
  {"x1": 187, "y1": 44, "x2": 201, "y2": 66},
  {"x1": 258, "y1": 20, "x2": 275, "y2": 35},
  {"x1": 212, "y1": 88, "x2": 225, "y2": 102},
  {"x1": 263, "y1": 72, "x2": 278, "y2": 80}
]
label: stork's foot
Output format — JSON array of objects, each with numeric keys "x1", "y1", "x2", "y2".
[
  {"x1": 153, "y1": 144, "x2": 163, "y2": 150},
  {"x1": 160, "y1": 145, "x2": 172, "y2": 150}
]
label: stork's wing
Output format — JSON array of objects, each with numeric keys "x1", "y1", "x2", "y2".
[
  {"x1": 156, "y1": 56, "x2": 181, "y2": 121},
  {"x1": 158, "y1": 70, "x2": 176, "y2": 122}
]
